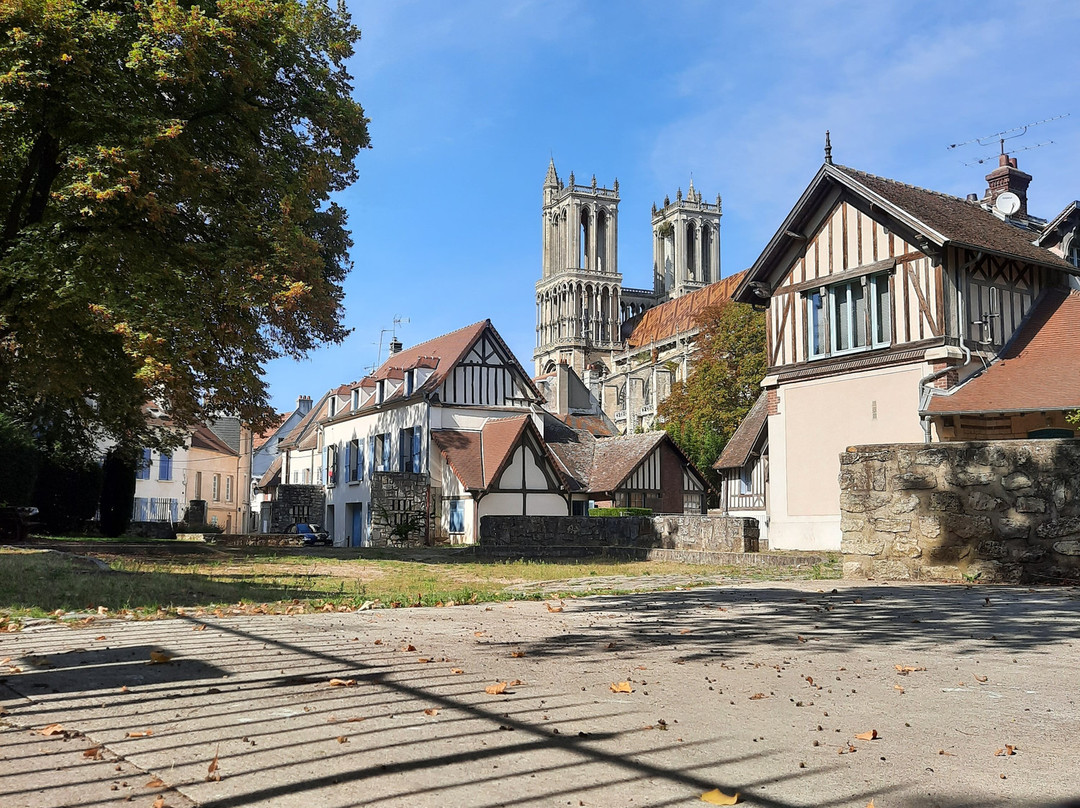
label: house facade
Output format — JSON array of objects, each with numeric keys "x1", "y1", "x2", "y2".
[{"x1": 731, "y1": 147, "x2": 1076, "y2": 551}]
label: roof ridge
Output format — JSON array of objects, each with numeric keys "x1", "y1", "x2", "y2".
[
  {"x1": 835, "y1": 164, "x2": 978, "y2": 207},
  {"x1": 391, "y1": 319, "x2": 488, "y2": 358}
]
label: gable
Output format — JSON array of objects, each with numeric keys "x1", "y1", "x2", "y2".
[{"x1": 440, "y1": 327, "x2": 538, "y2": 407}]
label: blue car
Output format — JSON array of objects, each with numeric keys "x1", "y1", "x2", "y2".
[{"x1": 285, "y1": 522, "x2": 332, "y2": 546}]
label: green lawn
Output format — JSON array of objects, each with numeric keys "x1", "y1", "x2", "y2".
[{"x1": 0, "y1": 542, "x2": 839, "y2": 629}]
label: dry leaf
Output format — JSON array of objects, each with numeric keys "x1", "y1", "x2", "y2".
[
  {"x1": 374, "y1": 639, "x2": 382, "y2": 645},
  {"x1": 145, "y1": 778, "x2": 165, "y2": 788},
  {"x1": 867, "y1": 801, "x2": 875, "y2": 808},
  {"x1": 153, "y1": 797, "x2": 166, "y2": 808},
  {"x1": 679, "y1": 628, "x2": 692, "y2": 635},
  {"x1": 39, "y1": 724, "x2": 65, "y2": 736},
  {"x1": 337, "y1": 735, "x2": 348, "y2": 744},
  {"x1": 206, "y1": 747, "x2": 220, "y2": 782},
  {"x1": 546, "y1": 603, "x2": 563, "y2": 613},
  {"x1": 417, "y1": 658, "x2": 431, "y2": 664},
  {"x1": 748, "y1": 693, "x2": 767, "y2": 700},
  {"x1": 83, "y1": 746, "x2": 103, "y2": 760},
  {"x1": 894, "y1": 664, "x2": 925, "y2": 674},
  {"x1": 511, "y1": 651, "x2": 525, "y2": 658},
  {"x1": 797, "y1": 635, "x2": 806, "y2": 643},
  {"x1": 855, "y1": 729, "x2": 878, "y2": 741},
  {"x1": 974, "y1": 674, "x2": 988, "y2": 683},
  {"x1": 508, "y1": 679, "x2": 523, "y2": 687},
  {"x1": 424, "y1": 708, "x2": 440, "y2": 716},
  {"x1": 94, "y1": 636, "x2": 106, "y2": 641},
  {"x1": 473, "y1": 631, "x2": 486, "y2": 637},
  {"x1": 995, "y1": 744, "x2": 1017, "y2": 756},
  {"x1": 894, "y1": 684, "x2": 905, "y2": 694},
  {"x1": 700, "y1": 788, "x2": 740, "y2": 804},
  {"x1": 610, "y1": 681, "x2": 633, "y2": 694},
  {"x1": 193, "y1": 624, "x2": 206, "y2": 632},
  {"x1": 328, "y1": 678, "x2": 356, "y2": 687},
  {"x1": 149, "y1": 651, "x2": 172, "y2": 664},
  {"x1": 605, "y1": 642, "x2": 617, "y2": 650},
  {"x1": 485, "y1": 682, "x2": 508, "y2": 695},
  {"x1": 451, "y1": 668, "x2": 465, "y2": 674},
  {"x1": 125, "y1": 730, "x2": 152, "y2": 738},
  {"x1": 402, "y1": 644, "x2": 416, "y2": 651}
]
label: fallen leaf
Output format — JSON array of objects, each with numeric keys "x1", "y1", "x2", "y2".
[
  {"x1": 867, "y1": 801, "x2": 875, "y2": 808},
  {"x1": 995, "y1": 744, "x2": 1017, "y2": 756},
  {"x1": 328, "y1": 678, "x2": 357, "y2": 687},
  {"x1": 974, "y1": 674, "x2": 988, "y2": 683},
  {"x1": 508, "y1": 679, "x2": 523, "y2": 687},
  {"x1": 473, "y1": 632, "x2": 486, "y2": 637},
  {"x1": 125, "y1": 730, "x2": 152, "y2": 738},
  {"x1": 679, "y1": 628, "x2": 692, "y2": 635},
  {"x1": 145, "y1": 778, "x2": 165, "y2": 788},
  {"x1": 206, "y1": 747, "x2": 220, "y2": 782},
  {"x1": 938, "y1": 749, "x2": 954, "y2": 756},
  {"x1": 153, "y1": 797, "x2": 166, "y2": 808},
  {"x1": 97, "y1": 606, "x2": 108, "y2": 615},
  {"x1": 451, "y1": 668, "x2": 465, "y2": 674},
  {"x1": 193, "y1": 624, "x2": 206, "y2": 632},
  {"x1": 797, "y1": 635, "x2": 806, "y2": 643},
  {"x1": 94, "y1": 636, "x2": 106, "y2": 641},
  {"x1": 417, "y1": 658, "x2": 431, "y2": 664},
  {"x1": 894, "y1": 664, "x2": 926, "y2": 674},
  {"x1": 894, "y1": 684, "x2": 905, "y2": 694},
  {"x1": 83, "y1": 746, "x2": 103, "y2": 760},
  {"x1": 402, "y1": 644, "x2": 416, "y2": 651},
  {"x1": 748, "y1": 693, "x2": 767, "y2": 700},
  {"x1": 39, "y1": 724, "x2": 65, "y2": 736},
  {"x1": 610, "y1": 681, "x2": 633, "y2": 694},
  {"x1": 700, "y1": 788, "x2": 740, "y2": 804},
  {"x1": 119, "y1": 686, "x2": 128, "y2": 693},
  {"x1": 546, "y1": 603, "x2": 563, "y2": 613},
  {"x1": 485, "y1": 682, "x2": 508, "y2": 695},
  {"x1": 424, "y1": 708, "x2": 440, "y2": 716},
  {"x1": 855, "y1": 729, "x2": 878, "y2": 741},
  {"x1": 605, "y1": 642, "x2": 617, "y2": 650},
  {"x1": 337, "y1": 735, "x2": 348, "y2": 744},
  {"x1": 511, "y1": 651, "x2": 525, "y2": 658},
  {"x1": 149, "y1": 651, "x2": 172, "y2": 664}
]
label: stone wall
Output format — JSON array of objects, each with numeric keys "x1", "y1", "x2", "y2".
[
  {"x1": 370, "y1": 472, "x2": 430, "y2": 546},
  {"x1": 478, "y1": 514, "x2": 759, "y2": 559},
  {"x1": 840, "y1": 440, "x2": 1080, "y2": 582},
  {"x1": 264, "y1": 485, "x2": 325, "y2": 533}
]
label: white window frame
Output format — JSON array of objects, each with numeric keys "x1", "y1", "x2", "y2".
[{"x1": 805, "y1": 272, "x2": 891, "y2": 360}]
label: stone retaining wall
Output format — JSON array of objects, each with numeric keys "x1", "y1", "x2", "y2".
[
  {"x1": 214, "y1": 533, "x2": 303, "y2": 547},
  {"x1": 840, "y1": 439, "x2": 1080, "y2": 582},
  {"x1": 478, "y1": 515, "x2": 759, "y2": 559}
]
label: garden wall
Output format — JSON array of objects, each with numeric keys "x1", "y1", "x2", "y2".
[
  {"x1": 478, "y1": 514, "x2": 760, "y2": 560},
  {"x1": 840, "y1": 439, "x2": 1080, "y2": 582}
]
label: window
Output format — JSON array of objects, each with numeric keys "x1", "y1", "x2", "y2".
[
  {"x1": 212, "y1": 474, "x2": 221, "y2": 501},
  {"x1": 347, "y1": 438, "x2": 363, "y2": 482},
  {"x1": 399, "y1": 427, "x2": 421, "y2": 473},
  {"x1": 328, "y1": 397, "x2": 337, "y2": 417},
  {"x1": 351, "y1": 388, "x2": 360, "y2": 410},
  {"x1": 739, "y1": 465, "x2": 753, "y2": 495},
  {"x1": 405, "y1": 370, "x2": 414, "y2": 397},
  {"x1": 448, "y1": 500, "x2": 465, "y2": 534},
  {"x1": 683, "y1": 492, "x2": 704, "y2": 514},
  {"x1": 136, "y1": 448, "x2": 151, "y2": 480},
  {"x1": 1069, "y1": 240, "x2": 1080, "y2": 268},
  {"x1": 806, "y1": 272, "x2": 891, "y2": 359},
  {"x1": 225, "y1": 475, "x2": 233, "y2": 501},
  {"x1": 326, "y1": 445, "x2": 338, "y2": 487},
  {"x1": 373, "y1": 433, "x2": 390, "y2": 472},
  {"x1": 158, "y1": 453, "x2": 172, "y2": 481}
]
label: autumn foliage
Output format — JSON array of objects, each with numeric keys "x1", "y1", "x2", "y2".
[{"x1": 657, "y1": 300, "x2": 766, "y2": 494}]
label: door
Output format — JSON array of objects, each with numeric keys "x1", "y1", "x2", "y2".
[{"x1": 351, "y1": 504, "x2": 364, "y2": 547}]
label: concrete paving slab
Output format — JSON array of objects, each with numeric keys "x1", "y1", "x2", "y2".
[{"x1": 2, "y1": 580, "x2": 1079, "y2": 808}]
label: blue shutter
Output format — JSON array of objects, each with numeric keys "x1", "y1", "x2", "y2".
[
  {"x1": 382, "y1": 433, "x2": 391, "y2": 470},
  {"x1": 411, "y1": 427, "x2": 422, "y2": 473},
  {"x1": 158, "y1": 453, "x2": 172, "y2": 481},
  {"x1": 344, "y1": 441, "x2": 352, "y2": 483},
  {"x1": 358, "y1": 442, "x2": 365, "y2": 480}
]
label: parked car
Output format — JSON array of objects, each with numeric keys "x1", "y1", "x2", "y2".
[{"x1": 284, "y1": 522, "x2": 332, "y2": 546}]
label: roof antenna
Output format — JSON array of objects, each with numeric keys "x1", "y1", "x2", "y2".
[
  {"x1": 369, "y1": 316, "x2": 410, "y2": 374},
  {"x1": 824, "y1": 131, "x2": 833, "y2": 165},
  {"x1": 947, "y1": 113, "x2": 1068, "y2": 164}
]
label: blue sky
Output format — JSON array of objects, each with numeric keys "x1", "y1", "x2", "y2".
[{"x1": 264, "y1": 0, "x2": 1080, "y2": 413}]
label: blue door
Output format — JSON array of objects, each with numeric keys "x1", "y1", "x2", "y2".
[{"x1": 351, "y1": 504, "x2": 364, "y2": 547}]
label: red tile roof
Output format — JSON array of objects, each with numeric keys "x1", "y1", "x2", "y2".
[
  {"x1": 256, "y1": 454, "x2": 282, "y2": 490},
  {"x1": 432, "y1": 415, "x2": 564, "y2": 491},
  {"x1": 252, "y1": 414, "x2": 288, "y2": 451},
  {"x1": 587, "y1": 432, "x2": 667, "y2": 492},
  {"x1": 626, "y1": 272, "x2": 746, "y2": 349},
  {"x1": 926, "y1": 289, "x2": 1080, "y2": 415}
]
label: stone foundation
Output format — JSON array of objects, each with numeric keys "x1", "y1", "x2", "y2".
[
  {"x1": 370, "y1": 472, "x2": 431, "y2": 546},
  {"x1": 840, "y1": 439, "x2": 1080, "y2": 582}
]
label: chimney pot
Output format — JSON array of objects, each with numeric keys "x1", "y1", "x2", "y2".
[{"x1": 388, "y1": 337, "x2": 403, "y2": 356}]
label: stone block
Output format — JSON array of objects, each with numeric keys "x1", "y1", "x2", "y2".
[
  {"x1": 938, "y1": 512, "x2": 992, "y2": 540},
  {"x1": 870, "y1": 518, "x2": 912, "y2": 533},
  {"x1": 839, "y1": 492, "x2": 891, "y2": 514},
  {"x1": 890, "y1": 494, "x2": 921, "y2": 515},
  {"x1": 946, "y1": 468, "x2": 995, "y2": 487},
  {"x1": 914, "y1": 448, "x2": 948, "y2": 467},
  {"x1": 976, "y1": 540, "x2": 1012, "y2": 560},
  {"x1": 841, "y1": 448, "x2": 893, "y2": 464},
  {"x1": 1001, "y1": 472, "x2": 1034, "y2": 491},
  {"x1": 929, "y1": 492, "x2": 963, "y2": 513},
  {"x1": 967, "y1": 491, "x2": 1003, "y2": 512},
  {"x1": 1015, "y1": 496, "x2": 1046, "y2": 514},
  {"x1": 840, "y1": 516, "x2": 866, "y2": 533},
  {"x1": 870, "y1": 559, "x2": 913, "y2": 579},
  {"x1": 997, "y1": 516, "x2": 1032, "y2": 540},
  {"x1": 841, "y1": 534, "x2": 885, "y2": 555},
  {"x1": 1052, "y1": 540, "x2": 1080, "y2": 556},
  {"x1": 843, "y1": 560, "x2": 869, "y2": 579},
  {"x1": 1036, "y1": 517, "x2": 1080, "y2": 540},
  {"x1": 918, "y1": 516, "x2": 941, "y2": 539},
  {"x1": 920, "y1": 564, "x2": 964, "y2": 581},
  {"x1": 893, "y1": 538, "x2": 923, "y2": 558},
  {"x1": 897, "y1": 472, "x2": 937, "y2": 490}
]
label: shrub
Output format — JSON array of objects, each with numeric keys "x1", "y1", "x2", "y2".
[
  {"x1": 588, "y1": 507, "x2": 652, "y2": 517},
  {"x1": 0, "y1": 414, "x2": 39, "y2": 506},
  {"x1": 99, "y1": 450, "x2": 136, "y2": 538},
  {"x1": 33, "y1": 453, "x2": 103, "y2": 534}
]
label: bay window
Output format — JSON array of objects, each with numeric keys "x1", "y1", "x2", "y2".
[{"x1": 805, "y1": 271, "x2": 891, "y2": 360}]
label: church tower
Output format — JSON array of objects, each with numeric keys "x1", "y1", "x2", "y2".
[
  {"x1": 651, "y1": 179, "x2": 722, "y2": 300},
  {"x1": 534, "y1": 160, "x2": 623, "y2": 377}
]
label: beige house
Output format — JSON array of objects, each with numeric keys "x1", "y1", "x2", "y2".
[
  {"x1": 188, "y1": 425, "x2": 242, "y2": 532},
  {"x1": 731, "y1": 144, "x2": 1076, "y2": 551}
]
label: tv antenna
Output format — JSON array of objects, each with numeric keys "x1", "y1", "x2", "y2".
[
  {"x1": 947, "y1": 113, "x2": 1069, "y2": 164},
  {"x1": 368, "y1": 316, "x2": 410, "y2": 374}
]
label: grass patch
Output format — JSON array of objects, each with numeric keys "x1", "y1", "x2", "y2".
[{"x1": 0, "y1": 544, "x2": 839, "y2": 628}]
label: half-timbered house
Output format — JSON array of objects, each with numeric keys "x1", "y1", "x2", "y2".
[
  {"x1": 713, "y1": 391, "x2": 768, "y2": 538},
  {"x1": 732, "y1": 148, "x2": 1077, "y2": 550}
]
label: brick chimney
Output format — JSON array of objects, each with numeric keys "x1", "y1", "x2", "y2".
[
  {"x1": 296, "y1": 395, "x2": 312, "y2": 415},
  {"x1": 984, "y1": 154, "x2": 1032, "y2": 216},
  {"x1": 388, "y1": 336, "x2": 403, "y2": 356}
]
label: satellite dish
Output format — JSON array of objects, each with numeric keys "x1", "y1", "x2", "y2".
[{"x1": 995, "y1": 192, "x2": 1021, "y2": 216}]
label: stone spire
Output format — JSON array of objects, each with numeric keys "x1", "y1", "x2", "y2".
[{"x1": 544, "y1": 158, "x2": 559, "y2": 188}]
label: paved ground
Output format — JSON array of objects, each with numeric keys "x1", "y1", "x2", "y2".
[{"x1": 2, "y1": 580, "x2": 1080, "y2": 808}]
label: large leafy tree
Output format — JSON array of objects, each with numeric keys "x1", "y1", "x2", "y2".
[
  {"x1": 658, "y1": 300, "x2": 766, "y2": 492},
  {"x1": 0, "y1": 0, "x2": 369, "y2": 450}
]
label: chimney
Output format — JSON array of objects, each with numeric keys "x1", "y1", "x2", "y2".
[
  {"x1": 984, "y1": 154, "x2": 1032, "y2": 216},
  {"x1": 296, "y1": 395, "x2": 312, "y2": 415},
  {"x1": 388, "y1": 337, "x2": 403, "y2": 356}
]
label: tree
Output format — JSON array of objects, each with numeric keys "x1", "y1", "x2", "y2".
[
  {"x1": 0, "y1": 0, "x2": 370, "y2": 449},
  {"x1": 657, "y1": 300, "x2": 766, "y2": 494}
]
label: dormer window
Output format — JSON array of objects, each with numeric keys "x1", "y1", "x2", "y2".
[
  {"x1": 328, "y1": 397, "x2": 337, "y2": 418},
  {"x1": 405, "y1": 370, "x2": 414, "y2": 397},
  {"x1": 1069, "y1": 239, "x2": 1080, "y2": 269},
  {"x1": 351, "y1": 388, "x2": 360, "y2": 410},
  {"x1": 376, "y1": 380, "x2": 385, "y2": 404}
]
